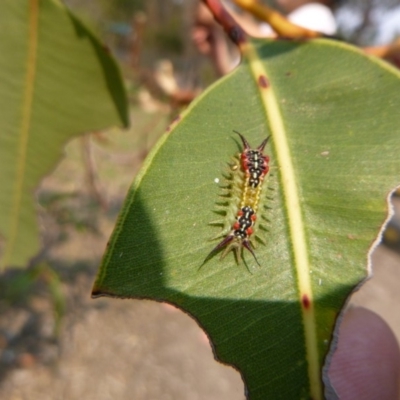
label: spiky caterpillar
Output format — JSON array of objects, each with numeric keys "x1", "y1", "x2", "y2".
[{"x1": 205, "y1": 132, "x2": 270, "y2": 266}]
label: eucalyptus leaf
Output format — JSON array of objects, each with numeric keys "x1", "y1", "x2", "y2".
[
  {"x1": 93, "y1": 38, "x2": 400, "y2": 399},
  {"x1": 0, "y1": 0, "x2": 128, "y2": 269}
]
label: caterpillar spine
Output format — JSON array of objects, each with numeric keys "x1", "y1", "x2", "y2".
[{"x1": 204, "y1": 131, "x2": 270, "y2": 267}]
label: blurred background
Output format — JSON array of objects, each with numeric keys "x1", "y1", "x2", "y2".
[{"x1": 1, "y1": 0, "x2": 400, "y2": 399}]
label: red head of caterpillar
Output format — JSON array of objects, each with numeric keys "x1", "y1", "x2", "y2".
[{"x1": 203, "y1": 131, "x2": 270, "y2": 268}]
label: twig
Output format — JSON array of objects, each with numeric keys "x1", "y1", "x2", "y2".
[
  {"x1": 364, "y1": 38, "x2": 400, "y2": 67},
  {"x1": 232, "y1": 0, "x2": 322, "y2": 39},
  {"x1": 81, "y1": 133, "x2": 108, "y2": 210},
  {"x1": 203, "y1": 0, "x2": 323, "y2": 42},
  {"x1": 201, "y1": 0, "x2": 247, "y2": 47}
]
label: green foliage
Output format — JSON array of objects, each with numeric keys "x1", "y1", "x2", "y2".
[
  {"x1": 93, "y1": 38, "x2": 400, "y2": 399},
  {"x1": 0, "y1": 0, "x2": 128, "y2": 269},
  {"x1": 2, "y1": 0, "x2": 399, "y2": 397}
]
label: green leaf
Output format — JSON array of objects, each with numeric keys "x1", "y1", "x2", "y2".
[
  {"x1": 92, "y1": 38, "x2": 400, "y2": 399},
  {"x1": 0, "y1": 0, "x2": 128, "y2": 269}
]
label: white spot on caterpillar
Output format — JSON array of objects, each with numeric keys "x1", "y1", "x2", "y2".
[
  {"x1": 319, "y1": 279, "x2": 322, "y2": 285},
  {"x1": 321, "y1": 151, "x2": 329, "y2": 157},
  {"x1": 214, "y1": 178, "x2": 220, "y2": 184}
]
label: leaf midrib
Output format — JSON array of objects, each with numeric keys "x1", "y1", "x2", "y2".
[
  {"x1": 3, "y1": 0, "x2": 39, "y2": 268},
  {"x1": 242, "y1": 39, "x2": 321, "y2": 399}
]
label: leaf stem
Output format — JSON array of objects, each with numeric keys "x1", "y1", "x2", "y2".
[
  {"x1": 364, "y1": 38, "x2": 400, "y2": 67},
  {"x1": 232, "y1": 0, "x2": 322, "y2": 39},
  {"x1": 202, "y1": 0, "x2": 247, "y2": 46}
]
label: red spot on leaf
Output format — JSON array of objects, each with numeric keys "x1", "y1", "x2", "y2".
[
  {"x1": 258, "y1": 75, "x2": 269, "y2": 88},
  {"x1": 166, "y1": 114, "x2": 181, "y2": 133},
  {"x1": 302, "y1": 295, "x2": 311, "y2": 309},
  {"x1": 172, "y1": 115, "x2": 181, "y2": 124}
]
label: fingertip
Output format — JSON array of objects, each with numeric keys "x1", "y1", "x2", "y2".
[{"x1": 328, "y1": 307, "x2": 400, "y2": 400}]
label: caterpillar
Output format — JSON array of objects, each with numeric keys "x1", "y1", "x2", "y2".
[{"x1": 204, "y1": 131, "x2": 270, "y2": 267}]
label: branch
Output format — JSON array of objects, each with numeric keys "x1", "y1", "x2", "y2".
[
  {"x1": 232, "y1": 0, "x2": 322, "y2": 39},
  {"x1": 364, "y1": 38, "x2": 400, "y2": 65},
  {"x1": 201, "y1": 0, "x2": 247, "y2": 47}
]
